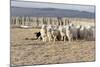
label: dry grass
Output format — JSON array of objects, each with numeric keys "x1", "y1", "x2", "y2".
[{"x1": 10, "y1": 28, "x2": 95, "y2": 66}]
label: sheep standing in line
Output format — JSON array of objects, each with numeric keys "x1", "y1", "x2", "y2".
[
  {"x1": 47, "y1": 25, "x2": 53, "y2": 42},
  {"x1": 40, "y1": 24, "x2": 95, "y2": 42},
  {"x1": 79, "y1": 26, "x2": 86, "y2": 40},
  {"x1": 84, "y1": 26, "x2": 95, "y2": 41},
  {"x1": 78, "y1": 25, "x2": 95, "y2": 41},
  {"x1": 58, "y1": 25, "x2": 66, "y2": 41},
  {"x1": 65, "y1": 25, "x2": 73, "y2": 42},
  {"x1": 40, "y1": 24, "x2": 47, "y2": 42},
  {"x1": 51, "y1": 26, "x2": 61, "y2": 42},
  {"x1": 75, "y1": 25, "x2": 82, "y2": 39},
  {"x1": 70, "y1": 25, "x2": 78, "y2": 40}
]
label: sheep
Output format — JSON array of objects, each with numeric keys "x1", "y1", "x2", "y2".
[
  {"x1": 92, "y1": 27, "x2": 95, "y2": 41},
  {"x1": 78, "y1": 26, "x2": 86, "y2": 40},
  {"x1": 58, "y1": 25, "x2": 66, "y2": 41},
  {"x1": 41, "y1": 25, "x2": 61, "y2": 42},
  {"x1": 70, "y1": 25, "x2": 78, "y2": 40},
  {"x1": 51, "y1": 26, "x2": 61, "y2": 42},
  {"x1": 75, "y1": 25, "x2": 82, "y2": 39},
  {"x1": 40, "y1": 24, "x2": 95, "y2": 42},
  {"x1": 47, "y1": 25, "x2": 53, "y2": 42},
  {"x1": 46, "y1": 25, "x2": 61, "y2": 42},
  {"x1": 84, "y1": 25, "x2": 95, "y2": 41},
  {"x1": 65, "y1": 25, "x2": 73, "y2": 42},
  {"x1": 69, "y1": 23, "x2": 74, "y2": 27},
  {"x1": 78, "y1": 25, "x2": 95, "y2": 41},
  {"x1": 40, "y1": 24, "x2": 47, "y2": 42}
]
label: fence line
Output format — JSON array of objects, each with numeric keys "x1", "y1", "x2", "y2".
[{"x1": 11, "y1": 16, "x2": 94, "y2": 28}]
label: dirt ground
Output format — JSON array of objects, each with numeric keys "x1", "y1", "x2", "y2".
[{"x1": 10, "y1": 28, "x2": 95, "y2": 66}]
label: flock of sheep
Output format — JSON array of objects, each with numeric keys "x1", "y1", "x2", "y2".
[{"x1": 35, "y1": 23, "x2": 95, "y2": 42}]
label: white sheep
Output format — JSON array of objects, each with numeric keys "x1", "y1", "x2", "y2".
[
  {"x1": 85, "y1": 25, "x2": 95, "y2": 41},
  {"x1": 70, "y1": 25, "x2": 78, "y2": 40},
  {"x1": 40, "y1": 24, "x2": 47, "y2": 42},
  {"x1": 51, "y1": 26, "x2": 61, "y2": 42},
  {"x1": 78, "y1": 26, "x2": 86, "y2": 40},
  {"x1": 79, "y1": 25, "x2": 95, "y2": 41},
  {"x1": 65, "y1": 25, "x2": 73, "y2": 42},
  {"x1": 58, "y1": 25, "x2": 66, "y2": 41},
  {"x1": 47, "y1": 25, "x2": 53, "y2": 42},
  {"x1": 40, "y1": 24, "x2": 95, "y2": 42}
]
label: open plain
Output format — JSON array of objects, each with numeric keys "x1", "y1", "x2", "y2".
[{"x1": 10, "y1": 27, "x2": 95, "y2": 66}]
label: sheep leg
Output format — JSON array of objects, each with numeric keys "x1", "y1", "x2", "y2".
[
  {"x1": 61, "y1": 36, "x2": 63, "y2": 41},
  {"x1": 43, "y1": 37, "x2": 45, "y2": 42},
  {"x1": 49, "y1": 36, "x2": 52, "y2": 42},
  {"x1": 68, "y1": 38, "x2": 71, "y2": 43},
  {"x1": 64, "y1": 36, "x2": 66, "y2": 42},
  {"x1": 75, "y1": 36, "x2": 78, "y2": 41},
  {"x1": 53, "y1": 36, "x2": 56, "y2": 42},
  {"x1": 43, "y1": 36, "x2": 47, "y2": 42},
  {"x1": 48, "y1": 37, "x2": 50, "y2": 42}
]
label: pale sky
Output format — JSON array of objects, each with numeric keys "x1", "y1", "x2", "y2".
[{"x1": 11, "y1": 0, "x2": 95, "y2": 13}]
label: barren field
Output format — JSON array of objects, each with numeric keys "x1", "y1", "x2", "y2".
[{"x1": 10, "y1": 28, "x2": 95, "y2": 66}]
